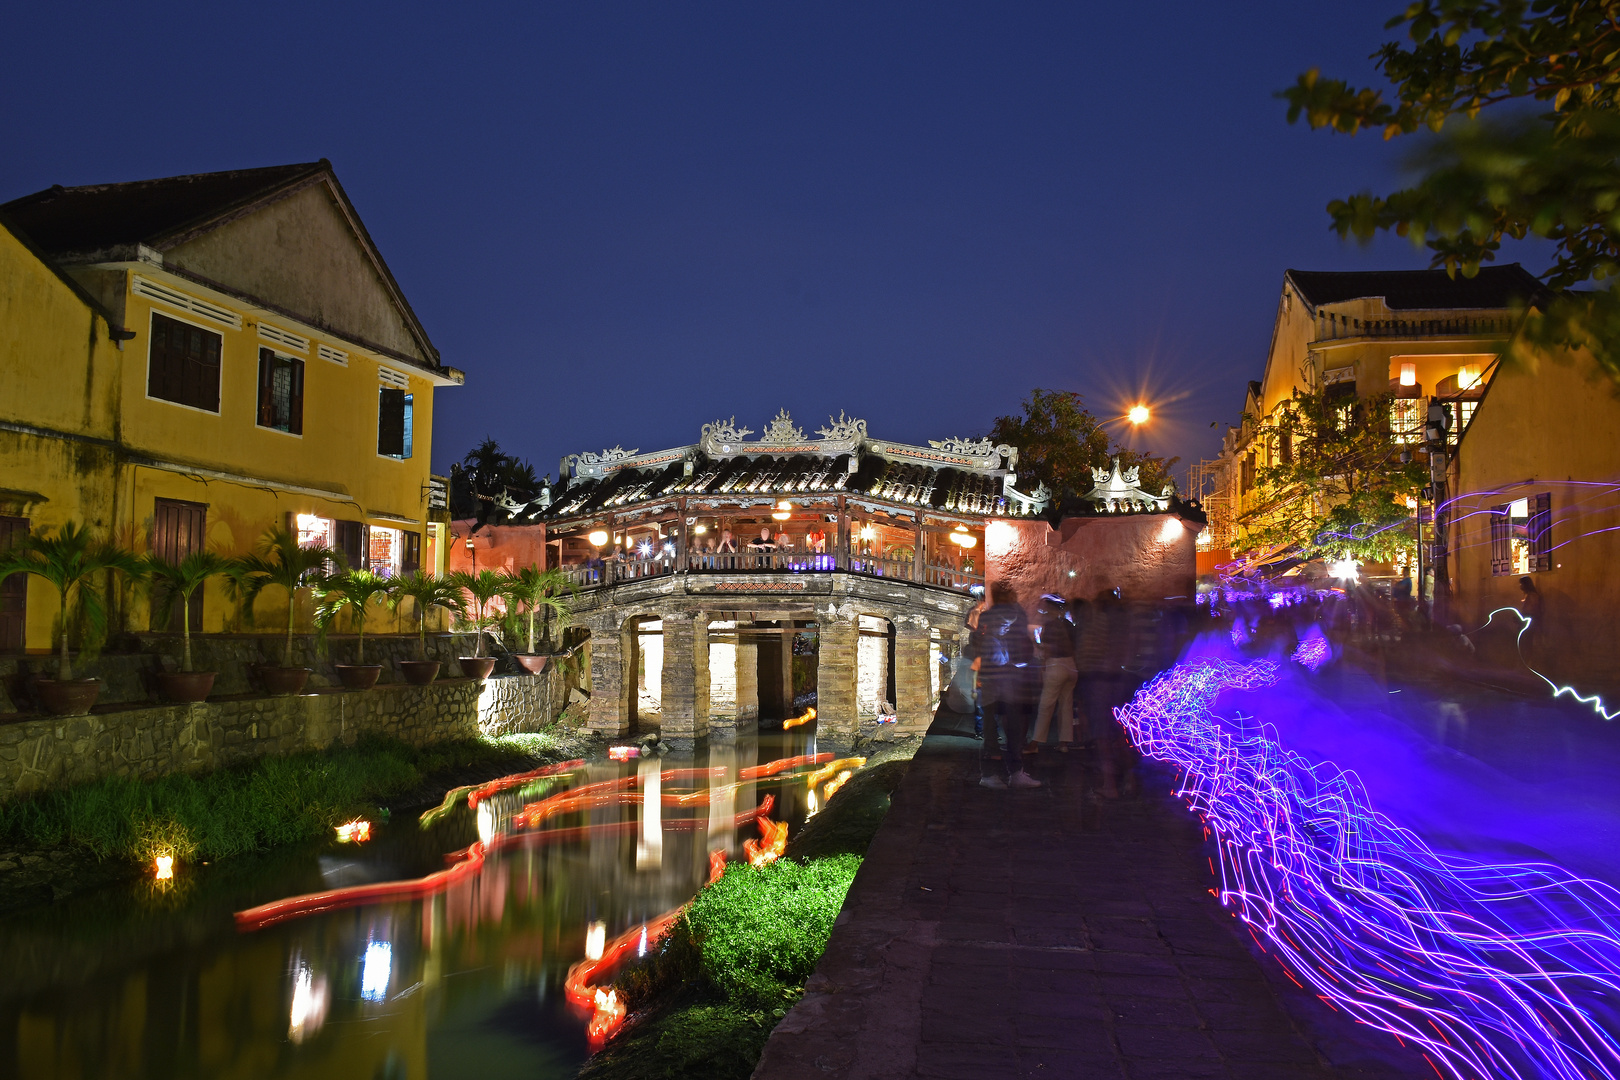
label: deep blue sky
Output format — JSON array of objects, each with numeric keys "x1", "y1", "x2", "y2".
[{"x1": 4, "y1": 2, "x2": 1509, "y2": 489}]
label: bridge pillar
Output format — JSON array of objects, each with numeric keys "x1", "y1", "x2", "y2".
[
  {"x1": 815, "y1": 606, "x2": 859, "y2": 745},
  {"x1": 587, "y1": 617, "x2": 631, "y2": 737},
  {"x1": 735, "y1": 639, "x2": 759, "y2": 724},
  {"x1": 661, "y1": 610, "x2": 709, "y2": 745},
  {"x1": 893, "y1": 615, "x2": 934, "y2": 737}
]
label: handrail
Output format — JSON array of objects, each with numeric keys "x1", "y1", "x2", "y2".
[{"x1": 1314, "y1": 312, "x2": 1514, "y2": 343}]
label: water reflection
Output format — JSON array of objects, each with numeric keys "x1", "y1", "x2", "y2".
[{"x1": 0, "y1": 727, "x2": 816, "y2": 1079}]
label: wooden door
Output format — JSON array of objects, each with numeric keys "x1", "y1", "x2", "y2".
[
  {"x1": 152, "y1": 499, "x2": 207, "y2": 632},
  {"x1": 0, "y1": 516, "x2": 27, "y2": 652}
]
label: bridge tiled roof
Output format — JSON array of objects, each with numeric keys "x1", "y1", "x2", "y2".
[{"x1": 540, "y1": 450, "x2": 1009, "y2": 522}]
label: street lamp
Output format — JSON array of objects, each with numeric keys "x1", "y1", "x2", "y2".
[{"x1": 1128, "y1": 404, "x2": 1151, "y2": 425}]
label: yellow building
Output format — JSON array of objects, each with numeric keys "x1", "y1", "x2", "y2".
[
  {"x1": 1209, "y1": 266, "x2": 1541, "y2": 578},
  {"x1": 1450, "y1": 346, "x2": 1620, "y2": 692},
  {"x1": 0, "y1": 161, "x2": 462, "y2": 651}
]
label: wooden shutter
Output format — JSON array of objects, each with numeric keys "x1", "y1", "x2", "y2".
[
  {"x1": 1531, "y1": 492, "x2": 1553, "y2": 572},
  {"x1": 152, "y1": 498, "x2": 207, "y2": 631},
  {"x1": 149, "y1": 312, "x2": 221, "y2": 412},
  {"x1": 1489, "y1": 504, "x2": 1511, "y2": 576},
  {"x1": 0, "y1": 516, "x2": 27, "y2": 652},
  {"x1": 335, "y1": 520, "x2": 367, "y2": 571},
  {"x1": 257, "y1": 348, "x2": 276, "y2": 427},
  {"x1": 378, "y1": 389, "x2": 405, "y2": 456},
  {"x1": 402, "y1": 531, "x2": 421, "y2": 574},
  {"x1": 289, "y1": 358, "x2": 305, "y2": 435}
]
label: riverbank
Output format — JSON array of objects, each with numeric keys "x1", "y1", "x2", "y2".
[
  {"x1": 0, "y1": 722, "x2": 599, "y2": 914},
  {"x1": 579, "y1": 756, "x2": 910, "y2": 1080}
]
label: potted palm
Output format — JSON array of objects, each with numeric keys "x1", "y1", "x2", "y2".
[
  {"x1": 143, "y1": 549, "x2": 237, "y2": 703},
  {"x1": 230, "y1": 525, "x2": 336, "y2": 696},
  {"x1": 389, "y1": 571, "x2": 465, "y2": 685},
  {"x1": 502, "y1": 566, "x2": 573, "y2": 674},
  {"x1": 314, "y1": 568, "x2": 394, "y2": 690},
  {"x1": 0, "y1": 521, "x2": 141, "y2": 716},
  {"x1": 449, "y1": 568, "x2": 509, "y2": 679}
]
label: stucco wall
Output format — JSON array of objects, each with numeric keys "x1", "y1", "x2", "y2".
[
  {"x1": 445, "y1": 519, "x2": 548, "y2": 576},
  {"x1": 1453, "y1": 349, "x2": 1620, "y2": 688},
  {"x1": 985, "y1": 514, "x2": 1198, "y2": 618}
]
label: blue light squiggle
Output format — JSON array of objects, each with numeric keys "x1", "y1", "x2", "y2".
[
  {"x1": 1118, "y1": 659, "x2": 1620, "y2": 1080},
  {"x1": 1476, "y1": 607, "x2": 1620, "y2": 722}
]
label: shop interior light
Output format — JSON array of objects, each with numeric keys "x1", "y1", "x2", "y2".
[
  {"x1": 1458, "y1": 364, "x2": 1481, "y2": 389},
  {"x1": 587, "y1": 529, "x2": 609, "y2": 547}
]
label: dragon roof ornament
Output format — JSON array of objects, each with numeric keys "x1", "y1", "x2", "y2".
[
  {"x1": 758, "y1": 409, "x2": 806, "y2": 443},
  {"x1": 1081, "y1": 457, "x2": 1171, "y2": 513}
]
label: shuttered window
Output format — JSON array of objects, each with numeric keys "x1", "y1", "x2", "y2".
[
  {"x1": 1530, "y1": 492, "x2": 1553, "y2": 572},
  {"x1": 335, "y1": 520, "x2": 368, "y2": 571},
  {"x1": 153, "y1": 499, "x2": 207, "y2": 631},
  {"x1": 402, "y1": 531, "x2": 421, "y2": 574},
  {"x1": 148, "y1": 312, "x2": 222, "y2": 412},
  {"x1": 256, "y1": 348, "x2": 304, "y2": 434},
  {"x1": 1489, "y1": 503, "x2": 1511, "y2": 576},
  {"x1": 0, "y1": 516, "x2": 27, "y2": 652},
  {"x1": 378, "y1": 389, "x2": 413, "y2": 458}
]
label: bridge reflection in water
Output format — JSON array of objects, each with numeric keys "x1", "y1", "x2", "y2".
[{"x1": 0, "y1": 729, "x2": 820, "y2": 1080}]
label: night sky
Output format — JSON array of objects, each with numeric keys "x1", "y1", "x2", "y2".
[{"x1": 4, "y1": 2, "x2": 1517, "y2": 488}]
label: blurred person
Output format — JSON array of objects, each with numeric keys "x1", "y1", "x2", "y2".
[
  {"x1": 1081, "y1": 585, "x2": 1135, "y2": 799},
  {"x1": 1518, "y1": 575, "x2": 1544, "y2": 663},
  {"x1": 971, "y1": 583, "x2": 1041, "y2": 789},
  {"x1": 717, "y1": 529, "x2": 737, "y2": 553},
  {"x1": 1029, "y1": 595, "x2": 1077, "y2": 752}
]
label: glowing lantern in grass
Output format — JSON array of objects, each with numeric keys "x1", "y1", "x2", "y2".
[
  {"x1": 154, "y1": 854, "x2": 174, "y2": 881},
  {"x1": 335, "y1": 819, "x2": 371, "y2": 843}
]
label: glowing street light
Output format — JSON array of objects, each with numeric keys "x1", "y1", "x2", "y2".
[{"x1": 1128, "y1": 404, "x2": 1151, "y2": 425}]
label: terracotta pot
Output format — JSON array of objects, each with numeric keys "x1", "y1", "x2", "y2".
[
  {"x1": 513, "y1": 654, "x2": 550, "y2": 674},
  {"x1": 156, "y1": 670, "x2": 216, "y2": 703},
  {"x1": 334, "y1": 664, "x2": 383, "y2": 691},
  {"x1": 458, "y1": 656, "x2": 497, "y2": 680},
  {"x1": 35, "y1": 678, "x2": 101, "y2": 716},
  {"x1": 398, "y1": 660, "x2": 441, "y2": 686},
  {"x1": 259, "y1": 665, "x2": 311, "y2": 696}
]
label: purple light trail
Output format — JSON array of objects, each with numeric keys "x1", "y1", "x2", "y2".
[{"x1": 1118, "y1": 658, "x2": 1620, "y2": 1080}]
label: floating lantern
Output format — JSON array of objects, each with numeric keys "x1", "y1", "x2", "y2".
[
  {"x1": 823, "y1": 770, "x2": 854, "y2": 799},
  {"x1": 154, "y1": 854, "x2": 174, "y2": 881},
  {"x1": 607, "y1": 745, "x2": 640, "y2": 761},
  {"x1": 335, "y1": 819, "x2": 371, "y2": 843},
  {"x1": 585, "y1": 921, "x2": 607, "y2": 961}
]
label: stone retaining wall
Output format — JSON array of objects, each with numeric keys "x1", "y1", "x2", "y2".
[{"x1": 0, "y1": 680, "x2": 482, "y2": 800}]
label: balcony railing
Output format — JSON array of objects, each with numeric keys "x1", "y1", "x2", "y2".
[
  {"x1": 1314, "y1": 312, "x2": 1515, "y2": 344},
  {"x1": 554, "y1": 545, "x2": 984, "y2": 592}
]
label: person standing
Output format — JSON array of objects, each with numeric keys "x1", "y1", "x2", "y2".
[
  {"x1": 972, "y1": 583, "x2": 1042, "y2": 789},
  {"x1": 1029, "y1": 596, "x2": 1077, "y2": 751}
]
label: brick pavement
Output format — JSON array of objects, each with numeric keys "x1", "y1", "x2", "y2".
[{"x1": 753, "y1": 712, "x2": 1433, "y2": 1080}]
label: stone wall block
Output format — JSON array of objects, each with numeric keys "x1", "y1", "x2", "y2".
[
  {"x1": 893, "y1": 617, "x2": 934, "y2": 736},
  {"x1": 815, "y1": 606, "x2": 859, "y2": 744}
]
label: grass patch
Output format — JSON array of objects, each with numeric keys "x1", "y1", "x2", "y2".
[
  {"x1": 0, "y1": 733, "x2": 553, "y2": 865},
  {"x1": 585, "y1": 855, "x2": 862, "y2": 1080}
]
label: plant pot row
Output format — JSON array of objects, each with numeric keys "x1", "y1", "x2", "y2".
[{"x1": 25, "y1": 654, "x2": 555, "y2": 716}]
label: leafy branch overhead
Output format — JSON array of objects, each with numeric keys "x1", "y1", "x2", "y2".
[{"x1": 1281, "y1": 0, "x2": 1620, "y2": 379}]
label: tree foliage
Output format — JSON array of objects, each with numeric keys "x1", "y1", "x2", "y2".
[
  {"x1": 1242, "y1": 389, "x2": 1427, "y2": 563},
  {"x1": 450, "y1": 438, "x2": 544, "y2": 527},
  {"x1": 0, "y1": 521, "x2": 141, "y2": 680},
  {"x1": 1281, "y1": 0, "x2": 1620, "y2": 380},
  {"x1": 988, "y1": 388, "x2": 1178, "y2": 499}
]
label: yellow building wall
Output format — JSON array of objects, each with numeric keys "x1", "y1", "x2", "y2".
[
  {"x1": 0, "y1": 223, "x2": 127, "y2": 651},
  {"x1": 1, "y1": 231, "x2": 447, "y2": 652},
  {"x1": 1453, "y1": 349, "x2": 1620, "y2": 689}
]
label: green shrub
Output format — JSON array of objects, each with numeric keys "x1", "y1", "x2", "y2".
[{"x1": 0, "y1": 734, "x2": 547, "y2": 865}]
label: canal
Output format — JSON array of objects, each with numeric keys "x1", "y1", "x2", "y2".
[{"x1": 0, "y1": 727, "x2": 821, "y2": 1080}]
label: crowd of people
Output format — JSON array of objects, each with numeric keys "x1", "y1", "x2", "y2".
[{"x1": 954, "y1": 582, "x2": 1190, "y2": 796}]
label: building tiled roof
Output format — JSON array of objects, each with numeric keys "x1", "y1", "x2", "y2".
[
  {"x1": 541, "y1": 450, "x2": 1009, "y2": 522},
  {"x1": 1, "y1": 162, "x2": 328, "y2": 256},
  {"x1": 1286, "y1": 264, "x2": 1550, "y2": 311}
]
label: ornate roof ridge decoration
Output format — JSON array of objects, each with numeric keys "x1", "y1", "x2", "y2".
[
  {"x1": 1004, "y1": 479, "x2": 1050, "y2": 517},
  {"x1": 562, "y1": 444, "x2": 688, "y2": 481},
  {"x1": 816, "y1": 411, "x2": 867, "y2": 444},
  {"x1": 1080, "y1": 457, "x2": 1171, "y2": 513},
  {"x1": 870, "y1": 436, "x2": 1016, "y2": 473},
  {"x1": 758, "y1": 408, "x2": 806, "y2": 443}
]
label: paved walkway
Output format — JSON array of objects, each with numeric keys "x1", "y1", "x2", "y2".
[{"x1": 754, "y1": 710, "x2": 1432, "y2": 1080}]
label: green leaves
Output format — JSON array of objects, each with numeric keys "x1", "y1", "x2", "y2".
[
  {"x1": 0, "y1": 520, "x2": 142, "y2": 679},
  {"x1": 1285, "y1": 1, "x2": 1620, "y2": 377}
]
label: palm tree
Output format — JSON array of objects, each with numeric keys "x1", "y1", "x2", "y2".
[
  {"x1": 143, "y1": 550, "x2": 237, "y2": 673},
  {"x1": 0, "y1": 521, "x2": 141, "y2": 681},
  {"x1": 449, "y1": 568, "x2": 511, "y2": 658},
  {"x1": 313, "y1": 569, "x2": 395, "y2": 666},
  {"x1": 502, "y1": 566, "x2": 573, "y2": 654},
  {"x1": 229, "y1": 525, "x2": 336, "y2": 668},
  {"x1": 389, "y1": 571, "x2": 466, "y2": 660}
]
